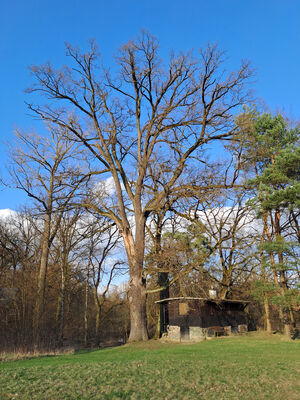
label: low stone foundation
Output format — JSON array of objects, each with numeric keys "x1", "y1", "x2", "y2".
[
  {"x1": 189, "y1": 326, "x2": 206, "y2": 341},
  {"x1": 163, "y1": 324, "x2": 247, "y2": 341},
  {"x1": 166, "y1": 325, "x2": 180, "y2": 341},
  {"x1": 238, "y1": 324, "x2": 248, "y2": 333}
]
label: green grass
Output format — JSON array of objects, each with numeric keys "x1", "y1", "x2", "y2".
[{"x1": 1, "y1": 333, "x2": 299, "y2": 399}]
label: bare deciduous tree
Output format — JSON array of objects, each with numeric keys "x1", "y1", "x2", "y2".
[
  {"x1": 8, "y1": 126, "x2": 89, "y2": 342},
  {"x1": 81, "y1": 217, "x2": 123, "y2": 345},
  {"x1": 26, "y1": 32, "x2": 253, "y2": 341}
]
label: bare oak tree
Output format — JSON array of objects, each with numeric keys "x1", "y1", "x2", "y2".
[{"x1": 27, "y1": 32, "x2": 253, "y2": 341}]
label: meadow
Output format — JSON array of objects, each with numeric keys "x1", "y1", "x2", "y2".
[{"x1": 0, "y1": 333, "x2": 299, "y2": 400}]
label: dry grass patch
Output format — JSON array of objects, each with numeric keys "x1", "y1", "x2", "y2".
[{"x1": 0, "y1": 347, "x2": 75, "y2": 362}]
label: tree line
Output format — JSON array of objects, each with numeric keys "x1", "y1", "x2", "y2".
[{"x1": 0, "y1": 32, "x2": 299, "y2": 349}]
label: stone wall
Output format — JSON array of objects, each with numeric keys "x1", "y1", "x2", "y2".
[
  {"x1": 189, "y1": 327, "x2": 206, "y2": 341},
  {"x1": 238, "y1": 324, "x2": 248, "y2": 333},
  {"x1": 163, "y1": 323, "x2": 247, "y2": 342},
  {"x1": 166, "y1": 325, "x2": 180, "y2": 341}
]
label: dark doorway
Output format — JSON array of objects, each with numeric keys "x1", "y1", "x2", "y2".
[{"x1": 180, "y1": 325, "x2": 190, "y2": 341}]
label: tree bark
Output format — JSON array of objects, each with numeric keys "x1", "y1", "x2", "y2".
[
  {"x1": 128, "y1": 275, "x2": 148, "y2": 342},
  {"x1": 218, "y1": 246, "x2": 232, "y2": 299},
  {"x1": 260, "y1": 225, "x2": 272, "y2": 334},
  {"x1": 264, "y1": 294, "x2": 272, "y2": 334},
  {"x1": 33, "y1": 212, "x2": 51, "y2": 343},
  {"x1": 94, "y1": 287, "x2": 101, "y2": 346},
  {"x1": 84, "y1": 265, "x2": 89, "y2": 347},
  {"x1": 275, "y1": 209, "x2": 292, "y2": 339},
  {"x1": 158, "y1": 272, "x2": 169, "y2": 337},
  {"x1": 123, "y1": 222, "x2": 148, "y2": 342},
  {"x1": 154, "y1": 212, "x2": 169, "y2": 337},
  {"x1": 59, "y1": 262, "x2": 65, "y2": 344}
]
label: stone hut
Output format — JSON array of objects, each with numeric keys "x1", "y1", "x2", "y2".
[{"x1": 156, "y1": 297, "x2": 249, "y2": 341}]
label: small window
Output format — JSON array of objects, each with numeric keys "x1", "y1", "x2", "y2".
[{"x1": 179, "y1": 302, "x2": 189, "y2": 315}]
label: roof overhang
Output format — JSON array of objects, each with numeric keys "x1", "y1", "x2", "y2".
[{"x1": 155, "y1": 296, "x2": 250, "y2": 305}]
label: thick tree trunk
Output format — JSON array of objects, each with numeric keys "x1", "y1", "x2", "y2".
[
  {"x1": 219, "y1": 272, "x2": 232, "y2": 299},
  {"x1": 128, "y1": 275, "x2": 148, "y2": 342},
  {"x1": 123, "y1": 222, "x2": 148, "y2": 342},
  {"x1": 219, "y1": 283, "x2": 230, "y2": 299}
]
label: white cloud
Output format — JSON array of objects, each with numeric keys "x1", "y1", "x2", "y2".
[
  {"x1": 94, "y1": 176, "x2": 126, "y2": 197},
  {"x1": 0, "y1": 209, "x2": 17, "y2": 220},
  {"x1": 101, "y1": 176, "x2": 117, "y2": 196}
]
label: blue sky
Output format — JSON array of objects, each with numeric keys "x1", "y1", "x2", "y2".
[{"x1": 1, "y1": 0, "x2": 300, "y2": 209}]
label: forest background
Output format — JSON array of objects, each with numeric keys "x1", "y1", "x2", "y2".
[{"x1": 0, "y1": 0, "x2": 299, "y2": 349}]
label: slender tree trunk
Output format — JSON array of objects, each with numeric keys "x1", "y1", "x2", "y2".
[
  {"x1": 290, "y1": 310, "x2": 296, "y2": 328},
  {"x1": 278, "y1": 270, "x2": 292, "y2": 339},
  {"x1": 84, "y1": 265, "x2": 89, "y2": 347},
  {"x1": 275, "y1": 210, "x2": 292, "y2": 339},
  {"x1": 219, "y1": 247, "x2": 231, "y2": 299},
  {"x1": 260, "y1": 226, "x2": 272, "y2": 333},
  {"x1": 264, "y1": 294, "x2": 272, "y2": 334},
  {"x1": 154, "y1": 213, "x2": 169, "y2": 337},
  {"x1": 95, "y1": 310, "x2": 100, "y2": 345},
  {"x1": 34, "y1": 213, "x2": 51, "y2": 344},
  {"x1": 262, "y1": 212, "x2": 279, "y2": 285},
  {"x1": 94, "y1": 287, "x2": 101, "y2": 346},
  {"x1": 267, "y1": 247, "x2": 285, "y2": 327},
  {"x1": 158, "y1": 272, "x2": 169, "y2": 337},
  {"x1": 59, "y1": 262, "x2": 65, "y2": 344},
  {"x1": 262, "y1": 211, "x2": 288, "y2": 332}
]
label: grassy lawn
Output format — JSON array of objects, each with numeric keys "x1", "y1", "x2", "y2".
[{"x1": 0, "y1": 333, "x2": 299, "y2": 400}]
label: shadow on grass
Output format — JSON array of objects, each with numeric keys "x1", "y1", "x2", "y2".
[{"x1": 75, "y1": 341, "x2": 125, "y2": 355}]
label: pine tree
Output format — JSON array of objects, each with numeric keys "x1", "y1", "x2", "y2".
[{"x1": 238, "y1": 111, "x2": 300, "y2": 338}]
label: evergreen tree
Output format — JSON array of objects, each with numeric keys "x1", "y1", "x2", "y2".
[{"x1": 238, "y1": 111, "x2": 300, "y2": 338}]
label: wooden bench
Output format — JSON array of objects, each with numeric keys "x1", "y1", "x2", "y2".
[{"x1": 207, "y1": 326, "x2": 225, "y2": 337}]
